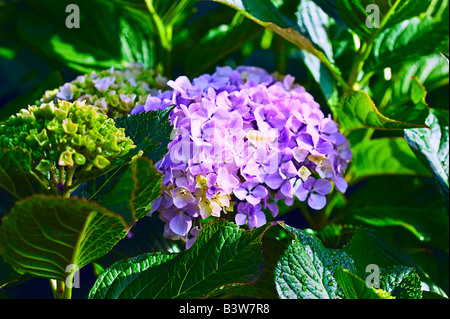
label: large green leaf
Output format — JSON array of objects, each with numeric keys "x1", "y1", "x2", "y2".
[
  {"x1": 335, "y1": 0, "x2": 432, "y2": 40},
  {"x1": 379, "y1": 77, "x2": 430, "y2": 126},
  {"x1": 349, "y1": 137, "x2": 431, "y2": 183},
  {"x1": 405, "y1": 109, "x2": 449, "y2": 208},
  {"x1": 368, "y1": 15, "x2": 449, "y2": 72},
  {"x1": 294, "y1": 0, "x2": 340, "y2": 103},
  {"x1": 95, "y1": 157, "x2": 163, "y2": 225},
  {"x1": 274, "y1": 223, "x2": 356, "y2": 299},
  {"x1": 343, "y1": 177, "x2": 448, "y2": 243},
  {"x1": 392, "y1": 54, "x2": 449, "y2": 97},
  {"x1": 336, "y1": 90, "x2": 428, "y2": 134},
  {"x1": 89, "y1": 219, "x2": 274, "y2": 299},
  {"x1": 0, "y1": 195, "x2": 128, "y2": 282},
  {"x1": 95, "y1": 216, "x2": 181, "y2": 272}
]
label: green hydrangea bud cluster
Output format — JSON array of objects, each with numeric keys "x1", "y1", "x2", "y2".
[
  {"x1": 0, "y1": 99, "x2": 136, "y2": 194},
  {"x1": 39, "y1": 63, "x2": 168, "y2": 118}
]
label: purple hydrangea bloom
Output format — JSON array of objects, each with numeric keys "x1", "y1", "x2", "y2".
[
  {"x1": 132, "y1": 66, "x2": 352, "y2": 245},
  {"x1": 294, "y1": 177, "x2": 333, "y2": 210},
  {"x1": 235, "y1": 202, "x2": 266, "y2": 230}
]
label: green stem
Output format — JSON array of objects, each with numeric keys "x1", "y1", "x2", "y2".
[
  {"x1": 59, "y1": 166, "x2": 65, "y2": 185},
  {"x1": 52, "y1": 280, "x2": 72, "y2": 299},
  {"x1": 145, "y1": 0, "x2": 172, "y2": 76},
  {"x1": 345, "y1": 0, "x2": 402, "y2": 93},
  {"x1": 62, "y1": 165, "x2": 77, "y2": 197},
  {"x1": 145, "y1": 0, "x2": 171, "y2": 50}
]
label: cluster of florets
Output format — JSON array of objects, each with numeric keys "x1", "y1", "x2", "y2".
[
  {"x1": 132, "y1": 66, "x2": 352, "y2": 247},
  {"x1": 39, "y1": 63, "x2": 168, "y2": 118},
  {"x1": 0, "y1": 100, "x2": 136, "y2": 191}
]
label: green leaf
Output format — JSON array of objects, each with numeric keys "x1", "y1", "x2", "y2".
[
  {"x1": 336, "y1": 90, "x2": 428, "y2": 134},
  {"x1": 343, "y1": 177, "x2": 448, "y2": 243},
  {"x1": 342, "y1": 227, "x2": 417, "y2": 278},
  {"x1": 405, "y1": 109, "x2": 449, "y2": 208},
  {"x1": 380, "y1": 266, "x2": 422, "y2": 299},
  {"x1": 95, "y1": 216, "x2": 181, "y2": 271},
  {"x1": 89, "y1": 219, "x2": 274, "y2": 299},
  {"x1": 0, "y1": 255, "x2": 21, "y2": 289},
  {"x1": 94, "y1": 157, "x2": 163, "y2": 225},
  {"x1": 114, "y1": 107, "x2": 173, "y2": 164},
  {"x1": 349, "y1": 137, "x2": 431, "y2": 183},
  {"x1": 0, "y1": 195, "x2": 129, "y2": 281},
  {"x1": 225, "y1": 225, "x2": 291, "y2": 298},
  {"x1": 295, "y1": 0, "x2": 339, "y2": 103},
  {"x1": 0, "y1": 147, "x2": 51, "y2": 200},
  {"x1": 380, "y1": 77, "x2": 430, "y2": 126},
  {"x1": 392, "y1": 53, "x2": 449, "y2": 96},
  {"x1": 334, "y1": 267, "x2": 382, "y2": 299},
  {"x1": 335, "y1": 0, "x2": 432, "y2": 40},
  {"x1": 368, "y1": 15, "x2": 449, "y2": 72},
  {"x1": 274, "y1": 223, "x2": 356, "y2": 299},
  {"x1": 6, "y1": 0, "x2": 159, "y2": 73}
]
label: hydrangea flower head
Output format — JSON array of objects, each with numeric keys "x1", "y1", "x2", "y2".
[
  {"x1": 133, "y1": 66, "x2": 352, "y2": 247},
  {"x1": 0, "y1": 100, "x2": 136, "y2": 192},
  {"x1": 39, "y1": 63, "x2": 168, "y2": 118}
]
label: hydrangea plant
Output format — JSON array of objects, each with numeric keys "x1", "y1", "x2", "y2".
[
  {"x1": 0, "y1": 0, "x2": 447, "y2": 302},
  {"x1": 132, "y1": 66, "x2": 352, "y2": 247},
  {"x1": 39, "y1": 63, "x2": 168, "y2": 118}
]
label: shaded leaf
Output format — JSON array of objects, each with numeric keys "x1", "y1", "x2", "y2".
[
  {"x1": 0, "y1": 147, "x2": 51, "y2": 200},
  {"x1": 0, "y1": 195, "x2": 128, "y2": 281},
  {"x1": 344, "y1": 177, "x2": 448, "y2": 243},
  {"x1": 349, "y1": 137, "x2": 431, "y2": 183}
]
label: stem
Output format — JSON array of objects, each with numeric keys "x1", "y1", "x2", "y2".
[
  {"x1": 145, "y1": 0, "x2": 172, "y2": 76},
  {"x1": 62, "y1": 165, "x2": 77, "y2": 197},
  {"x1": 345, "y1": 0, "x2": 402, "y2": 93},
  {"x1": 52, "y1": 280, "x2": 72, "y2": 299},
  {"x1": 50, "y1": 165, "x2": 59, "y2": 184},
  {"x1": 145, "y1": 0, "x2": 171, "y2": 50},
  {"x1": 59, "y1": 166, "x2": 65, "y2": 185}
]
